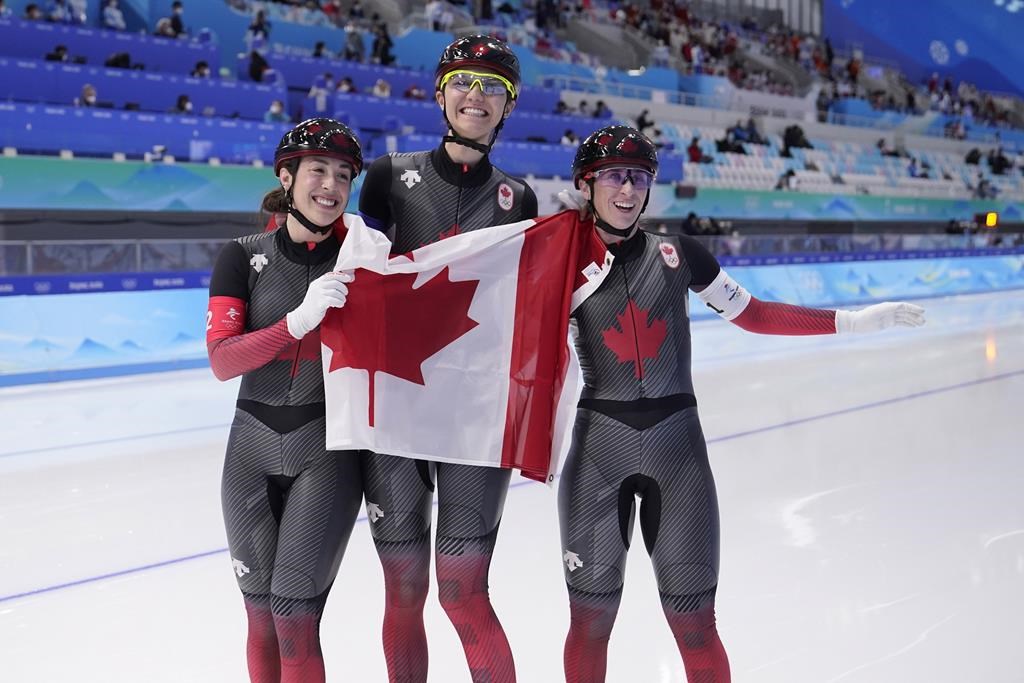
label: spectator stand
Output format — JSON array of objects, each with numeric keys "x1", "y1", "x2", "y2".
[{"x1": 0, "y1": 16, "x2": 218, "y2": 74}]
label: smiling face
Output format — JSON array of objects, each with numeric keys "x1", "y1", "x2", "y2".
[
  {"x1": 436, "y1": 70, "x2": 516, "y2": 144},
  {"x1": 579, "y1": 166, "x2": 652, "y2": 234},
  {"x1": 279, "y1": 155, "x2": 352, "y2": 228}
]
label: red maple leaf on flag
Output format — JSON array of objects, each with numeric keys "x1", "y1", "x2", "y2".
[
  {"x1": 274, "y1": 329, "x2": 322, "y2": 378},
  {"x1": 601, "y1": 300, "x2": 667, "y2": 379},
  {"x1": 320, "y1": 267, "x2": 480, "y2": 426}
]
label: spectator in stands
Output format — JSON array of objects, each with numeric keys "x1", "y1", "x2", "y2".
[
  {"x1": 248, "y1": 9, "x2": 271, "y2": 41},
  {"x1": 687, "y1": 136, "x2": 712, "y2": 164},
  {"x1": 554, "y1": 100, "x2": 569, "y2": 115},
  {"x1": 989, "y1": 147, "x2": 1011, "y2": 176},
  {"x1": 337, "y1": 76, "x2": 356, "y2": 93},
  {"x1": 264, "y1": 99, "x2": 290, "y2": 123},
  {"x1": 191, "y1": 60, "x2": 211, "y2": 78},
  {"x1": 745, "y1": 118, "x2": 764, "y2": 145},
  {"x1": 248, "y1": 48, "x2": 271, "y2": 82},
  {"x1": 349, "y1": 0, "x2": 365, "y2": 19},
  {"x1": 104, "y1": 52, "x2": 132, "y2": 69},
  {"x1": 24, "y1": 4, "x2": 43, "y2": 20},
  {"x1": 342, "y1": 22, "x2": 364, "y2": 62},
  {"x1": 636, "y1": 109, "x2": 654, "y2": 134},
  {"x1": 370, "y1": 78, "x2": 391, "y2": 98},
  {"x1": 815, "y1": 88, "x2": 830, "y2": 122},
  {"x1": 907, "y1": 157, "x2": 920, "y2": 178},
  {"x1": 169, "y1": 1, "x2": 186, "y2": 37},
  {"x1": 682, "y1": 212, "x2": 701, "y2": 235},
  {"x1": 171, "y1": 93, "x2": 193, "y2": 114},
  {"x1": 561, "y1": 129, "x2": 578, "y2": 146},
  {"x1": 313, "y1": 41, "x2": 329, "y2": 58},
  {"x1": 74, "y1": 83, "x2": 98, "y2": 107},
  {"x1": 45, "y1": 0, "x2": 75, "y2": 23},
  {"x1": 775, "y1": 168, "x2": 797, "y2": 190},
  {"x1": 781, "y1": 124, "x2": 811, "y2": 157},
  {"x1": 727, "y1": 120, "x2": 748, "y2": 143},
  {"x1": 403, "y1": 83, "x2": 427, "y2": 100},
  {"x1": 650, "y1": 128, "x2": 672, "y2": 151},
  {"x1": 425, "y1": 0, "x2": 444, "y2": 30},
  {"x1": 44, "y1": 44, "x2": 69, "y2": 62},
  {"x1": 102, "y1": 0, "x2": 126, "y2": 30},
  {"x1": 577, "y1": 99, "x2": 591, "y2": 117},
  {"x1": 154, "y1": 17, "x2": 175, "y2": 37},
  {"x1": 370, "y1": 24, "x2": 394, "y2": 66},
  {"x1": 438, "y1": 1, "x2": 455, "y2": 32},
  {"x1": 321, "y1": 0, "x2": 343, "y2": 24},
  {"x1": 716, "y1": 128, "x2": 745, "y2": 154},
  {"x1": 876, "y1": 138, "x2": 899, "y2": 158},
  {"x1": 593, "y1": 100, "x2": 611, "y2": 118},
  {"x1": 0, "y1": 0, "x2": 9, "y2": 18}
]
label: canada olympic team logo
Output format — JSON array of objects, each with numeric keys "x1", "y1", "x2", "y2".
[
  {"x1": 659, "y1": 242, "x2": 680, "y2": 269},
  {"x1": 497, "y1": 183, "x2": 514, "y2": 211}
]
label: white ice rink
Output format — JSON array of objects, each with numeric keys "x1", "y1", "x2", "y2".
[{"x1": 2, "y1": 290, "x2": 1022, "y2": 683}]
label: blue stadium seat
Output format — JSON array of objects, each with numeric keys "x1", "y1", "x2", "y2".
[
  {"x1": 0, "y1": 57, "x2": 285, "y2": 121},
  {"x1": 0, "y1": 17, "x2": 218, "y2": 75},
  {"x1": 0, "y1": 102, "x2": 288, "y2": 163}
]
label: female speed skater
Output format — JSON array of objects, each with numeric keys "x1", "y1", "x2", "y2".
[
  {"x1": 355, "y1": 34, "x2": 538, "y2": 683},
  {"x1": 206, "y1": 118, "x2": 365, "y2": 683},
  {"x1": 557, "y1": 125, "x2": 926, "y2": 682}
]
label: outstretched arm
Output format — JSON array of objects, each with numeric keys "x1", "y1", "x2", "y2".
[{"x1": 681, "y1": 236, "x2": 925, "y2": 335}]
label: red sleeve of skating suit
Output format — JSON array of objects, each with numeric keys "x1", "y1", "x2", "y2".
[
  {"x1": 206, "y1": 310, "x2": 296, "y2": 381},
  {"x1": 205, "y1": 240, "x2": 298, "y2": 381},
  {"x1": 695, "y1": 267, "x2": 838, "y2": 335},
  {"x1": 730, "y1": 296, "x2": 838, "y2": 335}
]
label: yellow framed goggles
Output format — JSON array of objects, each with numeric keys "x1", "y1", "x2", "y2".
[{"x1": 440, "y1": 69, "x2": 517, "y2": 99}]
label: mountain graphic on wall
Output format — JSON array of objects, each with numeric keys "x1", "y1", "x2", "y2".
[
  {"x1": 820, "y1": 197, "x2": 858, "y2": 217},
  {"x1": 52, "y1": 181, "x2": 116, "y2": 209},
  {"x1": 1001, "y1": 204, "x2": 1021, "y2": 220},
  {"x1": 24, "y1": 338, "x2": 65, "y2": 352},
  {"x1": 169, "y1": 332, "x2": 197, "y2": 345},
  {"x1": 69, "y1": 338, "x2": 117, "y2": 360},
  {"x1": 119, "y1": 340, "x2": 147, "y2": 352},
  {"x1": 162, "y1": 198, "x2": 193, "y2": 211},
  {"x1": 109, "y1": 165, "x2": 209, "y2": 206}
]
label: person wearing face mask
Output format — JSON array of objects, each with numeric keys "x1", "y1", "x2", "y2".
[
  {"x1": 169, "y1": 0, "x2": 185, "y2": 37},
  {"x1": 75, "y1": 83, "x2": 98, "y2": 107},
  {"x1": 264, "y1": 99, "x2": 290, "y2": 123},
  {"x1": 356, "y1": 34, "x2": 537, "y2": 683},
  {"x1": 206, "y1": 119, "x2": 365, "y2": 683},
  {"x1": 558, "y1": 126, "x2": 927, "y2": 683},
  {"x1": 171, "y1": 93, "x2": 192, "y2": 114}
]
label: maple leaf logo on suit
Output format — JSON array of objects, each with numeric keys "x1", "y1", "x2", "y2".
[{"x1": 601, "y1": 300, "x2": 667, "y2": 379}]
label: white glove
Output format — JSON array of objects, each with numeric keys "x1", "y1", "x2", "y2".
[
  {"x1": 286, "y1": 271, "x2": 354, "y2": 339},
  {"x1": 835, "y1": 302, "x2": 926, "y2": 334},
  {"x1": 557, "y1": 188, "x2": 590, "y2": 219}
]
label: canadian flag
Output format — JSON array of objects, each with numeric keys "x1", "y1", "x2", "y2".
[{"x1": 321, "y1": 211, "x2": 613, "y2": 483}]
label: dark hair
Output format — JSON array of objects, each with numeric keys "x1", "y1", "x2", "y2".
[{"x1": 260, "y1": 158, "x2": 299, "y2": 215}]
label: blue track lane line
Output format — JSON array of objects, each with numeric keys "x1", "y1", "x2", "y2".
[
  {"x1": 0, "y1": 424, "x2": 229, "y2": 459},
  {"x1": 2, "y1": 367, "x2": 1022, "y2": 604}
]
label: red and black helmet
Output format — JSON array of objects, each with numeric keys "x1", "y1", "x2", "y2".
[
  {"x1": 274, "y1": 118, "x2": 363, "y2": 176},
  {"x1": 435, "y1": 35, "x2": 521, "y2": 99},
  {"x1": 572, "y1": 125, "x2": 658, "y2": 183}
]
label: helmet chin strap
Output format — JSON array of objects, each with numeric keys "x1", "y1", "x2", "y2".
[
  {"x1": 586, "y1": 179, "x2": 651, "y2": 238},
  {"x1": 285, "y1": 186, "x2": 334, "y2": 235}
]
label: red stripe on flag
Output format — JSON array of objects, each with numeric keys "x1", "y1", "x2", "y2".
[{"x1": 501, "y1": 213, "x2": 604, "y2": 482}]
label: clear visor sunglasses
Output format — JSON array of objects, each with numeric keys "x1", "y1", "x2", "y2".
[
  {"x1": 590, "y1": 167, "x2": 654, "y2": 191},
  {"x1": 440, "y1": 69, "x2": 517, "y2": 98}
]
